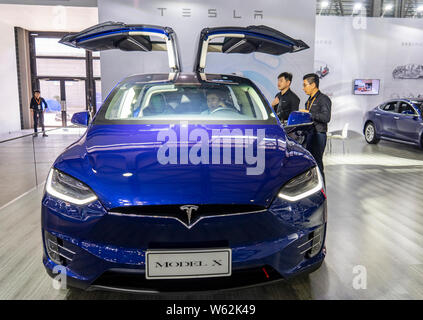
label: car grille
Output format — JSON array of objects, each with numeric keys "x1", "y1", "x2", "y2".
[{"x1": 109, "y1": 204, "x2": 266, "y2": 227}]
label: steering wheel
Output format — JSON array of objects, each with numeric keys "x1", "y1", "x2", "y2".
[{"x1": 210, "y1": 107, "x2": 240, "y2": 115}]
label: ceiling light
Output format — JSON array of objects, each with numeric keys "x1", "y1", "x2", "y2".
[
  {"x1": 354, "y1": 3, "x2": 362, "y2": 10},
  {"x1": 321, "y1": 1, "x2": 330, "y2": 9},
  {"x1": 354, "y1": 3, "x2": 363, "y2": 11},
  {"x1": 384, "y1": 4, "x2": 394, "y2": 11}
]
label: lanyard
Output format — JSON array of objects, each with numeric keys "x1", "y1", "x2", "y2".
[
  {"x1": 307, "y1": 93, "x2": 318, "y2": 111},
  {"x1": 35, "y1": 97, "x2": 41, "y2": 105}
]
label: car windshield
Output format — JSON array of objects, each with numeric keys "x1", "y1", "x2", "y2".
[{"x1": 97, "y1": 81, "x2": 273, "y2": 123}]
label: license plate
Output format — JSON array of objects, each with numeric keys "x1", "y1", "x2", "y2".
[{"x1": 145, "y1": 249, "x2": 232, "y2": 280}]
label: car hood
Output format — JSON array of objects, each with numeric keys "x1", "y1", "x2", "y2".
[{"x1": 54, "y1": 124, "x2": 314, "y2": 210}]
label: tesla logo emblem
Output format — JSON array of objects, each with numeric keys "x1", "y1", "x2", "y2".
[{"x1": 180, "y1": 205, "x2": 199, "y2": 225}]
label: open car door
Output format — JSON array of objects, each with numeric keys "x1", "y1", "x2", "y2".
[
  {"x1": 194, "y1": 25, "x2": 309, "y2": 72},
  {"x1": 60, "y1": 21, "x2": 181, "y2": 72}
]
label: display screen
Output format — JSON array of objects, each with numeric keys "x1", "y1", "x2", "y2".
[{"x1": 353, "y1": 79, "x2": 380, "y2": 95}]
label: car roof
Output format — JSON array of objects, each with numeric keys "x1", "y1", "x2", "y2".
[
  {"x1": 121, "y1": 73, "x2": 255, "y2": 86},
  {"x1": 383, "y1": 98, "x2": 422, "y2": 104},
  {"x1": 404, "y1": 98, "x2": 423, "y2": 105}
]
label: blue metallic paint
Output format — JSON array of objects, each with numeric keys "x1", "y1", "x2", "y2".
[
  {"x1": 71, "y1": 111, "x2": 90, "y2": 127},
  {"x1": 364, "y1": 99, "x2": 423, "y2": 147},
  {"x1": 287, "y1": 111, "x2": 312, "y2": 126},
  {"x1": 42, "y1": 188, "x2": 326, "y2": 288},
  {"x1": 76, "y1": 27, "x2": 169, "y2": 44},
  {"x1": 53, "y1": 124, "x2": 315, "y2": 210},
  {"x1": 42, "y1": 76, "x2": 326, "y2": 291}
]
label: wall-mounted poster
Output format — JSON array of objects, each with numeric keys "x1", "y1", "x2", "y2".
[
  {"x1": 353, "y1": 79, "x2": 380, "y2": 95},
  {"x1": 392, "y1": 64, "x2": 423, "y2": 79}
]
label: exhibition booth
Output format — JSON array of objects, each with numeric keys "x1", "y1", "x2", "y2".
[{"x1": 0, "y1": 0, "x2": 422, "y2": 302}]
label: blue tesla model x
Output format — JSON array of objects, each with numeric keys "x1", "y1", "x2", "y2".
[
  {"x1": 364, "y1": 98, "x2": 423, "y2": 148},
  {"x1": 42, "y1": 22, "x2": 327, "y2": 292}
]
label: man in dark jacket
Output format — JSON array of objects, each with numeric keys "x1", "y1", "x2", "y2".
[
  {"x1": 271, "y1": 72, "x2": 300, "y2": 123},
  {"x1": 301, "y1": 73, "x2": 331, "y2": 182},
  {"x1": 30, "y1": 90, "x2": 48, "y2": 137}
]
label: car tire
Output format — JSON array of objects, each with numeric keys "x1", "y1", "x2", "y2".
[{"x1": 364, "y1": 122, "x2": 379, "y2": 144}]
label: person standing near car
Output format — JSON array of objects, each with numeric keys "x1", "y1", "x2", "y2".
[
  {"x1": 30, "y1": 90, "x2": 48, "y2": 137},
  {"x1": 271, "y1": 72, "x2": 300, "y2": 123},
  {"x1": 301, "y1": 73, "x2": 331, "y2": 182}
]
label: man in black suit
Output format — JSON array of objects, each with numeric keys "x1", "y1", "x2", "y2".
[
  {"x1": 271, "y1": 72, "x2": 300, "y2": 123},
  {"x1": 30, "y1": 90, "x2": 48, "y2": 137},
  {"x1": 301, "y1": 73, "x2": 331, "y2": 182}
]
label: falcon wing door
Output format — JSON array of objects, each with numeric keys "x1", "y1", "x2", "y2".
[
  {"x1": 194, "y1": 25, "x2": 309, "y2": 72},
  {"x1": 60, "y1": 21, "x2": 181, "y2": 72}
]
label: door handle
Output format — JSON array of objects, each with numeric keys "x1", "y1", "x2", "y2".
[
  {"x1": 375, "y1": 113, "x2": 381, "y2": 116},
  {"x1": 394, "y1": 117, "x2": 400, "y2": 120}
]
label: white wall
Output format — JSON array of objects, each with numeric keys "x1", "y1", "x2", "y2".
[
  {"x1": 0, "y1": 4, "x2": 98, "y2": 31},
  {"x1": 98, "y1": 0, "x2": 316, "y2": 105},
  {"x1": 0, "y1": 4, "x2": 98, "y2": 135},
  {"x1": 5, "y1": 4, "x2": 421, "y2": 136},
  {"x1": 0, "y1": 20, "x2": 20, "y2": 134},
  {"x1": 315, "y1": 16, "x2": 423, "y2": 134}
]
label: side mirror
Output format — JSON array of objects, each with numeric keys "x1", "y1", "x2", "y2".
[
  {"x1": 284, "y1": 111, "x2": 315, "y2": 144},
  {"x1": 287, "y1": 111, "x2": 313, "y2": 126},
  {"x1": 71, "y1": 111, "x2": 90, "y2": 127}
]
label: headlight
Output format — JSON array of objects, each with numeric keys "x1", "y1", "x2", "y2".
[
  {"x1": 278, "y1": 167, "x2": 324, "y2": 202},
  {"x1": 46, "y1": 168, "x2": 97, "y2": 205}
]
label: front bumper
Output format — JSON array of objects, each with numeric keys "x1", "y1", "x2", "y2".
[
  {"x1": 44, "y1": 252, "x2": 325, "y2": 294},
  {"x1": 41, "y1": 192, "x2": 327, "y2": 293}
]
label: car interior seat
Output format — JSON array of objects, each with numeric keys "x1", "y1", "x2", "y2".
[
  {"x1": 174, "y1": 93, "x2": 208, "y2": 114},
  {"x1": 143, "y1": 93, "x2": 174, "y2": 116}
]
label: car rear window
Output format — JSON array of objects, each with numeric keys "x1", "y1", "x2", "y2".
[{"x1": 99, "y1": 82, "x2": 272, "y2": 122}]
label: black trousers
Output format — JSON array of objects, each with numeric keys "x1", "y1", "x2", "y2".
[
  {"x1": 306, "y1": 130, "x2": 327, "y2": 183},
  {"x1": 33, "y1": 110, "x2": 45, "y2": 133}
]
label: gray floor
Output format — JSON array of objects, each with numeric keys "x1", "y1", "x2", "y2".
[
  {"x1": 0, "y1": 131, "x2": 422, "y2": 299},
  {"x1": 0, "y1": 128, "x2": 85, "y2": 209}
]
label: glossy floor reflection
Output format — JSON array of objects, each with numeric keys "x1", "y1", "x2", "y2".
[
  {"x1": 0, "y1": 133, "x2": 422, "y2": 299},
  {"x1": 0, "y1": 128, "x2": 85, "y2": 208}
]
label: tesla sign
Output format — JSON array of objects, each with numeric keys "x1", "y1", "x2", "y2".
[{"x1": 156, "y1": 8, "x2": 264, "y2": 19}]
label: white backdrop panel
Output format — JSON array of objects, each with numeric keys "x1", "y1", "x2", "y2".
[
  {"x1": 97, "y1": 0, "x2": 316, "y2": 106},
  {"x1": 315, "y1": 16, "x2": 423, "y2": 134}
]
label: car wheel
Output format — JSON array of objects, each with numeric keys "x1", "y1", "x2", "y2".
[{"x1": 364, "y1": 122, "x2": 379, "y2": 144}]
